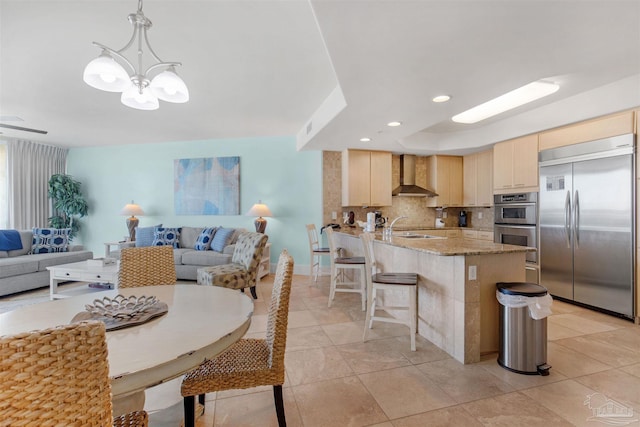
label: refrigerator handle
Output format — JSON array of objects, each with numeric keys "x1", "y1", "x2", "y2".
[
  {"x1": 564, "y1": 190, "x2": 572, "y2": 247},
  {"x1": 574, "y1": 190, "x2": 580, "y2": 246}
]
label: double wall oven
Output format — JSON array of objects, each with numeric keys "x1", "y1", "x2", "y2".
[{"x1": 494, "y1": 193, "x2": 539, "y2": 284}]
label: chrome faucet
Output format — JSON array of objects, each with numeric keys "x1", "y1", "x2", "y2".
[{"x1": 389, "y1": 216, "x2": 408, "y2": 234}]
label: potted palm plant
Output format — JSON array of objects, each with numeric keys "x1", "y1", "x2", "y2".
[{"x1": 47, "y1": 174, "x2": 89, "y2": 240}]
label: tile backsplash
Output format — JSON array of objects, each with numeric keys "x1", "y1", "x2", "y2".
[{"x1": 322, "y1": 151, "x2": 495, "y2": 230}]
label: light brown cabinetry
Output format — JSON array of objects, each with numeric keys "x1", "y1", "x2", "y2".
[
  {"x1": 463, "y1": 149, "x2": 493, "y2": 206},
  {"x1": 477, "y1": 230, "x2": 494, "y2": 241},
  {"x1": 342, "y1": 149, "x2": 392, "y2": 207},
  {"x1": 462, "y1": 229, "x2": 477, "y2": 239},
  {"x1": 538, "y1": 111, "x2": 635, "y2": 151},
  {"x1": 426, "y1": 155, "x2": 463, "y2": 207},
  {"x1": 426, "y1": 229, "x2": 461, "y2": 238},
  {"x1": 493, "y1": 134, "x2": 538, "y2": 194},
  {"x1": 462, "y1": 229, "x2": 493, "y2": 241},
  {"x1": 369, "y1": 151, "x2": 393, "y2": 206}
]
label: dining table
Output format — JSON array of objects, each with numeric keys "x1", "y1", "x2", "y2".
[{"x1": 0, "y1": 284, "x2": 254, "y2": 416}]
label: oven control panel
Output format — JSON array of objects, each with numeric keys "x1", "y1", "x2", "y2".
[{"x1": 494, "y1": 193, "x2": 537, "y2": 204}]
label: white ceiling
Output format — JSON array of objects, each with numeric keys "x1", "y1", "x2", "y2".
[{"x1": 1, "y1": 0, "x2": 639, "y2": 155}]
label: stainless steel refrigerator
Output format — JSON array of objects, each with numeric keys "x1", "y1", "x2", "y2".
[{"x1": 539, "y1": 134, "x2": 635, "y2": 318}]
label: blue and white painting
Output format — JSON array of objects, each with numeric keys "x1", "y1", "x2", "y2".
[{"x1": 174, "y1": 157, "x2": 240, "y2": 215}]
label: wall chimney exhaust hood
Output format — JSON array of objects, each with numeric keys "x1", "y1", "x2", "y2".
[{"x1": 392, "y1": 155, "x2": 438, "y2": 197}]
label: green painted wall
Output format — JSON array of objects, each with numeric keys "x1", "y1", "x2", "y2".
[{"x1": 66, "y1": 136, "x2": 322, "y2": 274}]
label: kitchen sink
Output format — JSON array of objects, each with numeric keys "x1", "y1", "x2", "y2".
[{"x1": 394, "y1": 233, "x2": 439, "y2": 239}]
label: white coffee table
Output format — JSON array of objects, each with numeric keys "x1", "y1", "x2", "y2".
[{"x1": 47, "y1": 260, "x2": 119, "y2": 300}]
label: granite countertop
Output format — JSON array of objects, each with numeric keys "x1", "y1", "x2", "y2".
[
  {"x1": 391, "y1": 225, "x2": 495, "y2": 233},
  {"x1": 335, "y1": 227, "x2": 535, "y2": 257}
]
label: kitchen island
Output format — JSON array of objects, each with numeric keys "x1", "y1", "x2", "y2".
[{"x1": 333, "y1": 228, "x2": 534, "y2": 364}]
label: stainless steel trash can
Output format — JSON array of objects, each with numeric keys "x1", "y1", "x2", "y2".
[{"x1": 497, "y1": 282, "x2": 551, "y2": 376}]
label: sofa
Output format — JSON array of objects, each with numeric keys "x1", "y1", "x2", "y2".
[
  {"x1": 112, "y1": 225, "x2": 246, "y2": 281},
  {"x1": 0, "y1": 229, "x2": 94, "y2": 297}
]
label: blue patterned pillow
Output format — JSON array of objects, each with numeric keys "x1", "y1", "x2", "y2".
[
  {"x1": 135, "y1": 224, "x2": 162, "y2": 247},
  {"x1": 31, "y1": 228, "x2": 70, "y2": 253},
  {"x1": 195, "y1": 227, "x2": 217, "y2": 251},
  {"x1": 152, "y1": 227, "x2": 181, "y2": 248},
  {"x1": 210, "y1": 227, "x2": 234, "y2": 252}
]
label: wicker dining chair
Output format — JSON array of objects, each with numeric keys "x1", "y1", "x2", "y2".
[
  {"x1": 0, "y1": 320, "x2": 148, "y2": 427},
  {"x1": 181, "y1": 249, "x2": 294, "y2": 427},
  {"x1": 118, "y1": 246, "x2": 177, "y2": 288}
]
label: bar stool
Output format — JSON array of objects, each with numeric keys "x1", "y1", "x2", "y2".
[
  {"x1": 360, "y1": 232, "x2": 418, "y2": 351},
  {"x1": 306, "y1": 224, "x2": 331, "y2": 285},
  {"x1": 325, "y1": 227, "x2": 366, "y2": 311}
]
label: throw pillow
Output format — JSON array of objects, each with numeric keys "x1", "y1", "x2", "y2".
[
  {"x1": 194, "y1": 227, "x2": 217, "y2": 251},
  {"x1": 152, "y1": 227, "x2": 181, "y2": 248},
  {"x1": 135, "y1": 224, "x2": 162, "y2": 247},
  {"x1": 210, "y1": 227, "x2": 234, "y2": 252},
  {"x1": 31, "y1": 228, "x2": 70, "y2": 254}
]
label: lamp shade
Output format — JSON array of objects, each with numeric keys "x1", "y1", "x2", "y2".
[
  {"x1": 120, "y1": 201, "x2": 144, "y2": 241},
  {"x1": 120, "y1": 202, "x2": 144, "y2": 217},
  {"x1": 150, "y1": 68, "x2": 189, "y2": 103},
  {"x1": 246, "y1": 201, "x2": 272, "y2": 233},
  {"x1": 121, "y1": 85, "x2": 159, "y2": 110},
  {"x1": 246, "y1": 202, "x2": 272, "y2": 218},
  {"x1": 83, "y1": 51, "x2": 130, "y2": 92}
]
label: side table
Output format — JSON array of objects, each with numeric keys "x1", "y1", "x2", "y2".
[
  {"x1": 258, "y1": 242, "x2": 271, "y2": 279},
  {"x1": 105, "y1": 241, "x2": 135, "y2": 257}
]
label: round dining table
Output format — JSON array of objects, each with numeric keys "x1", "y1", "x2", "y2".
[{"x1": 0, "y1": 285, "x2": 254, "y2": 415}]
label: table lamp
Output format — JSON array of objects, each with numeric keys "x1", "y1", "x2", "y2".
[
  {"x1": 120, "y1": 201, "x2": 144, "y2": 241},
  {"x1": 246, "y1": 201, "x2": 272, "y2": 233}
]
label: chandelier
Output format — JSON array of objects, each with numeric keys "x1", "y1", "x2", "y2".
[{"x1": 83, "y1": 0, "x2": 189, "y2": 110}]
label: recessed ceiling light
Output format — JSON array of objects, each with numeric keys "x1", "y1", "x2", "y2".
[
  {"x1": 360, "y1": 137, "x2": 371, "y2": 142},
  {"x1": 432, "y1": 95, "x2": 450, "y2": 103},
  {"x1": 387, "y1": 121, "x2": 402, "y2": 127},
  {"x1": 452, "y1": 80, "x2": 559, "y2": 124}
]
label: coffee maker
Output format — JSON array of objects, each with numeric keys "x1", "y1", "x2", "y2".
[
  {"x1": 374, "y1": 211, "x2": 385, "y2": 228},
  {"x1": 458, "y1": 211, "x2": 467, "y2": 227}
]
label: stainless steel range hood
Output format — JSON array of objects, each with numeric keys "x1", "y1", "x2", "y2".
[{"x1": 392, "y1": 155, "x2": 438, "y2": 197}]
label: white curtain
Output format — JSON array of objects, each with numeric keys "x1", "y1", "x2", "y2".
[{"x1": 7, "y1": 139, "x2": 68, "y2": 229}]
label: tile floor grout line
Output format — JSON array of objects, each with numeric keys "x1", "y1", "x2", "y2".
[{"x1": 2, "y1": 275, "x2": 639, "y2": 426}]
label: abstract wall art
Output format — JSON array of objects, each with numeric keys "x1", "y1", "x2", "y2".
[{"x1": 174, "y1": 157, "x2": 240, "y2": 215}]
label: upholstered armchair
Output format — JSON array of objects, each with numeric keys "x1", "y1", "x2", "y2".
[{"x1": 197, "y1": 232, "x2": 268, "y2": 299}]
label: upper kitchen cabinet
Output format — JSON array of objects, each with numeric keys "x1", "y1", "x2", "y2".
[
  {"x1": 426, "y1": 155, "x2": 463, "y2": 207},
  {"x1": 463, "y1": 149, "x2": 493, "y2": 207},
  {"x1": 342, "y1": 149, "x2": 392, "y2": 207},
  {"x1": 493, "y1": 134, "x2": 538, "y2": 194},
  {"x1": 538, "y1": 110, "x2": 635, "y2": 151}
]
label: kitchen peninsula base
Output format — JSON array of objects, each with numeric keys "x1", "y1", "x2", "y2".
[{"x1": 333, "y1": 231, "x2": 528, "y2": 364}]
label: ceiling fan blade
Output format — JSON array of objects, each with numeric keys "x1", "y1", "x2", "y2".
[{"x1": 0, "y1": 123, "x2": 48, "y2": 134}]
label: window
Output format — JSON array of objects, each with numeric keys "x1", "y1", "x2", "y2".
[{"x1": 0, "y1": 141, "x2": 7, "y2": 228}]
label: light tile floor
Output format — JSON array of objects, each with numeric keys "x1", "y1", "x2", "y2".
[{"x1": 2, "y1": 275, "x2": 639, "y2": 427}]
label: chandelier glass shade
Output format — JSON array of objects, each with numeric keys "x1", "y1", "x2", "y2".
[
  {"x1": 121, "y1": 85, "x2": 160, "y2": 110},
  {"x1": 83, "y1": 0, "x2": 189, "y2": 110}
]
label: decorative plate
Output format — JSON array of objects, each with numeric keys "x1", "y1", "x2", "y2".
[{"x1": 85, "y1": 294, "x2": 159, "y2": 319}]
